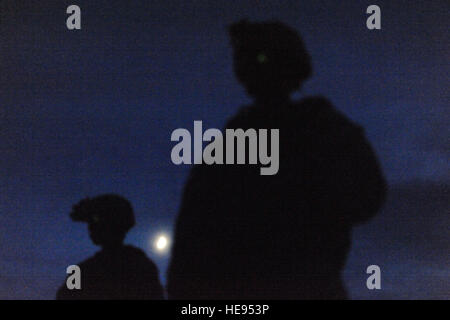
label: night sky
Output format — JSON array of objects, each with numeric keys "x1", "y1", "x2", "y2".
[{"x1": 0, "y1": 1, "x2": 448, "y2": 299}]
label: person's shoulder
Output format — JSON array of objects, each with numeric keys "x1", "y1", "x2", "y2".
[
  {"x1": 122, "y1": 245, "x2": 147, "y2": 257},
  {"x1": 123, "y1": 245, "x2": 158, "y2": 268},
  {"x1": 296, "y1": 95, "x2": 363, "y2": 132},
  {"x1": 225, "y1": 103, "x2": 255, "y2": 128},
  {"x1": 55, "y1": 255, "x2": 98, "y2": 300},
  {"x1": 76, "y1": 251, "x2": 102, "y2": 268},
  {"x1": 297, "y1": 95, "x2": 333, "y2": 108},
  {"x1": 294, "y1": 95, "x2": 338, "y2": 118}
]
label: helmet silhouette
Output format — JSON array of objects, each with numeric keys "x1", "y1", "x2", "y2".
[
  {"x1": 70, "y1": 194, "x2": 135, "y2": 246},
  {"x1": 228, "y1": 20, "x2": 312, "y2": 98}
]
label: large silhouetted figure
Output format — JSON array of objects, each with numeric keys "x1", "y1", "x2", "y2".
[
  {"x1": 168, "y1": 20, "x2": 387, "y2": 299},
  {"x1": 56, "y1": 194, "x2": 164, "y2": 300}
]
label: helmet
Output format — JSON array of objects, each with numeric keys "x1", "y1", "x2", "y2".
[
  {"x1": 228, "y1": 20, "x2": 312, "y2": 96},
  {"x1": 70, "y1": 194, "x2": 135, "y2": 233}
]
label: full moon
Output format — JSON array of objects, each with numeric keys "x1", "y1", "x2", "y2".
[{"x1": 153, "y1": 234, "x2": 170, "y2": 253}]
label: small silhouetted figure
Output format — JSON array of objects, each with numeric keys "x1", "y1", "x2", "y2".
[
  {"x1": 56, "y1": 194, "x2": 164, "y2": 300},
  {"x1": 167, "y1": 20, "x2": 387, "y2": 299}
]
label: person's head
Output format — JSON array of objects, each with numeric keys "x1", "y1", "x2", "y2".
[
  {"x1": 70, "y1": 194, "x2": 135, "y2": 248},
  {"x1": 228, "y1": 20, "x2": 312, "y2": 101}
]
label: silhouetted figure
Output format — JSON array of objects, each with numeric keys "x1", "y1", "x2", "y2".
[
  {"x1": 167, "y1": 20, "x2": 387, "y2": 299},
  {"x1": 56, "y1": 194, "x2": 164, "y2": 300}
]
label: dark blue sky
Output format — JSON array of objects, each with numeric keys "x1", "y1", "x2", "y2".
[{"x1": 0, "y1": 1, "x2": 448, "y2": 298}]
